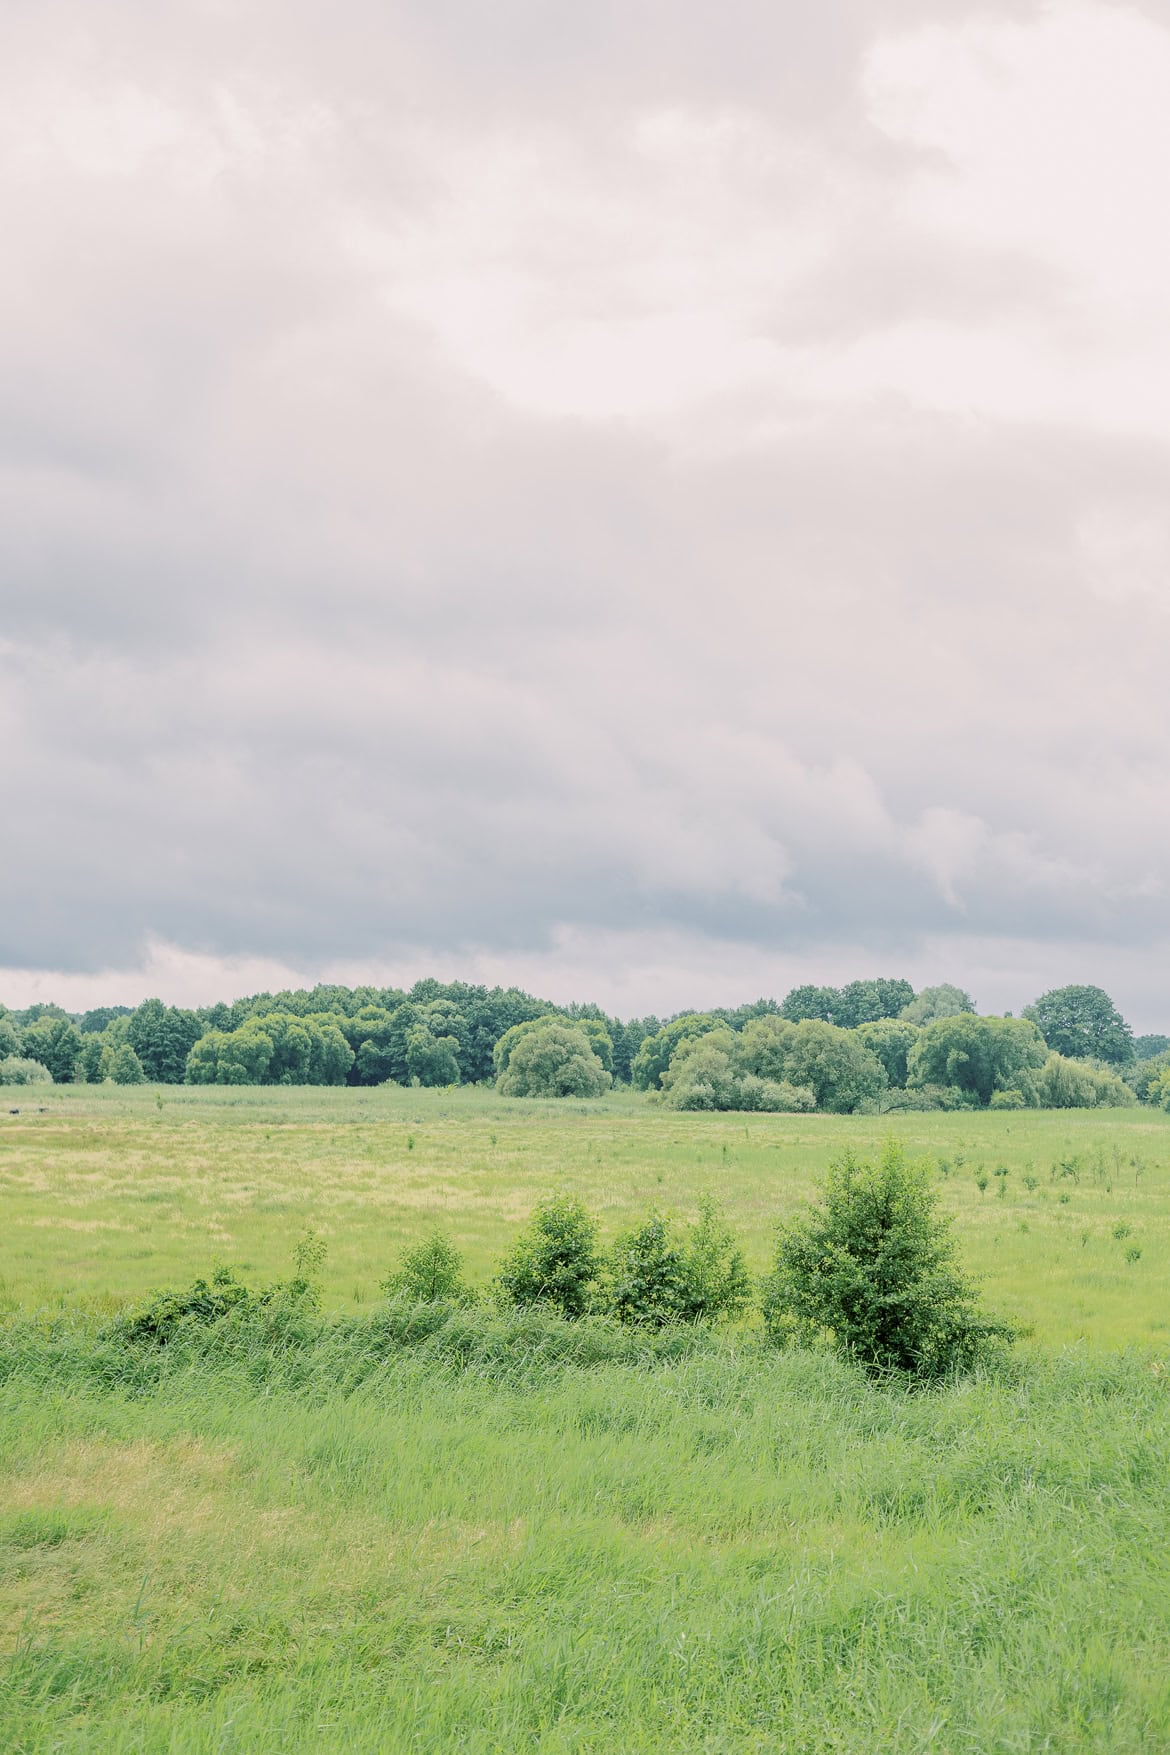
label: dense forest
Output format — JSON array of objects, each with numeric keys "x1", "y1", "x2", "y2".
[{"x1": 2, "y1": 977, "x2": 1168, "y2": 1115}]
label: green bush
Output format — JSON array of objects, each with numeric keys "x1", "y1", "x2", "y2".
[
  {"x1": 381, "y1": 1233, "x2": 476, "y2": 1305},
  {"x1": 0, "y1": 1056, "x2": 53, "y2": 1087},
  {"x1": 605, "y1": 1214, "x2": 687, "y2": 1326},
  {"x1": 675, "y1": 1196, "x2": 752, "y2": 1323},
  {"x1": 495, "y1": 1196, "x2": 601, "y2": 1317},
  {"x1": 603, "y1": 1199, "x2": 751, "y2": 1328},
  {"x1": 761, "y1": 1141, "x2": 1013, "y2": 1377}
]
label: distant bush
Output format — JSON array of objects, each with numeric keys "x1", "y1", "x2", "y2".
[
  {"x1": 0, "y1": 1056, "x2": 53, "y2": 1086},
  {"x1": 382, "y1": 1233, "x2": 476, "y2": 1306},
  {"x1": 660, "y1": 1018, "x2": 875, "y2": 1113},
  {"x1": 872, "y1": 1083, "x2": 976, "y2": 1113},
  {"x1": 762, "y1": 1141, "x2": 1013, "y2": 1378},
  {"x1": 1022, "y1": 1052, "x2": 1136, "y2": 1110},
  {"x1": 495, "y1": 1196, "x2": 601, "y2": 1317}
]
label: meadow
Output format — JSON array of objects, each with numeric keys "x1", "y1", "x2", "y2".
[{"x1": 2, "y1": 1086, "x2": 1169, "y2": 1751}]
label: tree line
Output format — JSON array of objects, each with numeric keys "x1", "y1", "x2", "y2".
[{"x1": 1, "y1": 978, "x2": 1168, "y2": 1114}]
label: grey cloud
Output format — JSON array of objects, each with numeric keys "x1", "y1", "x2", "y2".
[{"x1": 1, "y1": 1, "x2": 1168, "y2": 1022}]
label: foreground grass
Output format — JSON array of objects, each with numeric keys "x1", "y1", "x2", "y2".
[
  {"x1": 1, "y1": 1310, "x2": 1168, "y2": 1753},
  {"x1": 2, "y1": 1085, "x2": 1168, "y2": 1349}
]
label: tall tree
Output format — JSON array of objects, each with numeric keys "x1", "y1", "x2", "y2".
[{"x1": 1022, "y1": 986, "x2": 1134, "y2": 1066}]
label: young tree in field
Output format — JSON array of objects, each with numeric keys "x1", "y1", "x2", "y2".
[
  {"x1": 381, "y1": 1234, "x2": 475, "y2": 1305},
  {"x1": 497, "y1": 1023, "x2": 609, "y2": 1098},
  {"x1": 1022, "y1": 985, "x2": 1134, "y2": 1066},
  {"x1": 762, "y1": 1141, "x2": 1012, "y2": 1377},
  {"x1": 496, "y1": 1196, "x2": 601, "y2": 1317}
]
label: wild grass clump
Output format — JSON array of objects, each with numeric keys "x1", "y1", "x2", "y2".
[{"x1": 762, "y1": 1139, "x2": 1014, "y2": 1378}]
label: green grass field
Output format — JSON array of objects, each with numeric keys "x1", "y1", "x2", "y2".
[{"x1": 2, "y1": 1086, "x2": 1169, "y2": 1751}]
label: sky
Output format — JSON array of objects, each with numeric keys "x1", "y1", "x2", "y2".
[{"x1": 2, "y1": 1, "x2": 1168, "y2": 1026}]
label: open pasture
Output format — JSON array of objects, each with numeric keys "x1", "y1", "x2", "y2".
[
  {"x1": 1, "y1": 1084, "x2": 1169, "y2": 1348},
  {"x1": 2, "y1": 1087, "x2": 1170, "y2": 1752}
]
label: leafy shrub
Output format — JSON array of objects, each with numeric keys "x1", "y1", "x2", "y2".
[
  {"x1": 675, "y1": 1196, "x2": 751, "y2": 1323},
  {"x1": 605, "y1": 1214, "x2": 687, "y2": 1326},
  {"x1": 113, "y1": 1234, "x2": 327, "y2": 1348},
  {"x1": 114, "y1": 1265, "x2": 256, "y2": 1345},
  {"x1": 603, "y1": 1198, "x2": 751, "y2": 1328},
  {"x1": 761, "y1": 1141, "x2": 1013, "y2": 1378},
  {"x1": 381, "y1": 1233, "x2": 476, "y2": 1305},
  {"x1": 0, "y1": 1056, "x2": 53, "y2": 1086},
  {"x1": 495, "y1": 1196, "x2": 601, "y2": 1317},
  {"x1": 989, "y1": 1088, "x2": 1025, "y2": 1110}
]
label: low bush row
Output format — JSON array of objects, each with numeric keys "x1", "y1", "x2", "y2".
[{"x1": 90, "y1": 1143, "x2": 1011, "y2": 1381}]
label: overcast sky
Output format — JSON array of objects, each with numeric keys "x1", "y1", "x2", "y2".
[{"x1": 2, "y1": 1, "x2": 1169, "y2": 1025}]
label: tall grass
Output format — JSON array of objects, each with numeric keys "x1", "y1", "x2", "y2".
[{"x1": 2, "y1": 1310, "x2": 1168, "y2": 1752}]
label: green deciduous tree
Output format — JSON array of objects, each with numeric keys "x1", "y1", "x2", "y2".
[
  {"x1": 855, "y1": 1019, "x2": 920, "y2": 1089},
  {"x1": 782, "y1": 1021, "x2": 886, "y2": 1113},
  {"x1": 907, "y1": 1014, "x2": 1045, "y2": 1106},
  {"x1": 405, "y1": 1026, "x2": 461, "y2": 1087},
  {"x1": 630, "y1": 1014, "x2": 718, "y2": 1090},
  {"x1": 899, "y1": 984, "x2": 975, "y2": 1025},
  {"x1": 497, "y1": 1023, "x2": 609, "y2": 1098},
  {"x1": 1022, "y1": 985, "x2": 1134, "y2": 1067},
  {"x1": 111, "y1": 1043, "x2": 147, "y2": 1085},
  {"x1": 127, "y1": 999, "x2": 204, "y2": 1084},
  {"x1": 21, "y1": 1015, "x2": 83, "y2": 1083}
]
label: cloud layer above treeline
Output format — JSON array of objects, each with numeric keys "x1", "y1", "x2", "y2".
[{"x1": 2, "y1": 2, "x2": 1169, "y2": 1024}]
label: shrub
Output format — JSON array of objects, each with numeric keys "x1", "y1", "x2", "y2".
[
  {"x1": 675, "y1": 1196, "x2": 752, "y2": 1323},
  {"x1": 0, "y1": 1056, "x2": 53, "y2": 1086},
  {"x1": 495, "y1": 1196, "x2": 601, "y2": 1317},
  {"x1": 761, "y1": 1140, "x2": 1013, "y2": 1378},
  {"x1": 603, "y1": 1199, "x2": 751, "y2": 1328},
  {"x1": 382, "y1": 1233, "x2": 476, "y2": 1305},
  {"x1": 605, "y1": 1214, "x2": 687, "y2": 1326}
]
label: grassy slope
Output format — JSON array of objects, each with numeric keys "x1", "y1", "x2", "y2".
[{"x1": 2, "y1": 1086, "x2": 1169, "y2": 1751}]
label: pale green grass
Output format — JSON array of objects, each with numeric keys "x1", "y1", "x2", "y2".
[
  {"x1": 2, "y1": 1084, "x2": 1168, "y2": 1349},
  {"x1": 3, "y1": 1086, "x2": 1170, "y2": 1751},
  {"x1": 0, "y1": 1337, "x2": 1167, "y2": 1752}
]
